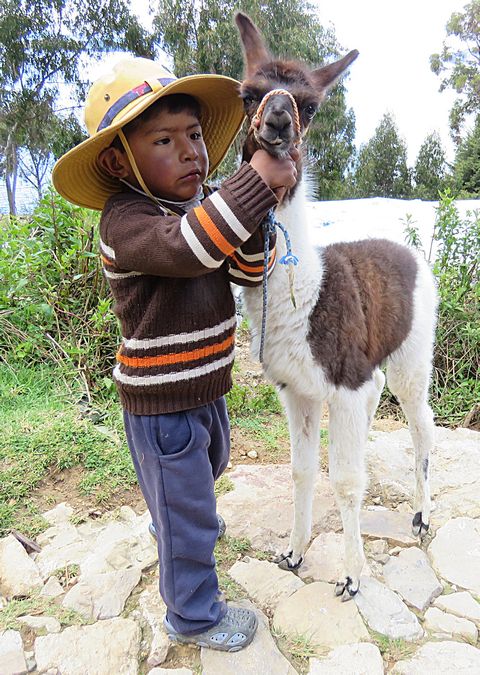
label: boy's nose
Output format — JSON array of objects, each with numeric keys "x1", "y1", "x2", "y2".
[{"x1": 180, "y1": 139, "x2": 199, "y2": 161}]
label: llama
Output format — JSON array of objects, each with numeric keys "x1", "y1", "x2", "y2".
[{"x1": 235, "y1": 13, "x2": 437, "y2": 600}]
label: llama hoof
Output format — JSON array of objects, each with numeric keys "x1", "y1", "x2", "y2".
[
  {"x1": 275, "y1": 550, "x2": 303, "y2": 571},
  {"x1": 334, "y1": 576, "x2": 359, "y2": 602},
  {"x1": 412, "y1": 511, "x2": 430, "y2": 538}
]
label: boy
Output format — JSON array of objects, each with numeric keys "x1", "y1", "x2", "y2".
[{"x1": 53, "y1": 57, "x2": 297, "y2": 651}]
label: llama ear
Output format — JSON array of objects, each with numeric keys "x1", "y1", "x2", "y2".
[
  {"x1": 235, "y1": 12, "x2": 271, "y2": 77},
  {"x1": 311, "y1": 50, "x2": 359, "y2": 94}
]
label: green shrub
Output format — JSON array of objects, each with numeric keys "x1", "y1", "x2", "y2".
[
  {"x1": 431, "y1": 191, "x2": 480, "y2": 425},
  {"x1": 0, "y1": 188, "x2": 118, "y2": 395},
  {"x1": 403, "y1": 190, "x2": 479, "y2": 425}
]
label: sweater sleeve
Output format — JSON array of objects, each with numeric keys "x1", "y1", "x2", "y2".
[
  {"x1": 100, "y1": 163, "x2": 277, "y2": 279},
  {"x1": 227, "y1": 226, "x2": 277, "y2": 287}
]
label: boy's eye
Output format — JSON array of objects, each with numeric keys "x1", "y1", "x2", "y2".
[
  {"x1": 155, "y1": 138, "x2": 170, "y2": 145},
  {"x1": 191, "y1": 131, "x2": 202, "y2": 140}
]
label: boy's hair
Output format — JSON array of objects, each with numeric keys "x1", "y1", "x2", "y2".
[{"x1": 110, "y1": 93, "x2": 202, "y2": 150}]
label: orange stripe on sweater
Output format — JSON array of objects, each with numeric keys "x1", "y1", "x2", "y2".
[
  {"x1": 194, "y1": 206, "x2": 234, "y2": 256},
  {"x1": 231, "y1": 249, "x2": 276, "y2": 273},
  {"x1": 116, "y1": 334, "x2": 234, "y2": 368}
]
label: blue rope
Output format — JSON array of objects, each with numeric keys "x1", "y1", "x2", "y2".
[{"x1": 259, "y1": 210, "x2": 299, "y2": 363}]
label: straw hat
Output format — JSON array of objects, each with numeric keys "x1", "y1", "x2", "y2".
[{"x1": 52, "y1": 57, "x2": 245, "y2": 210}]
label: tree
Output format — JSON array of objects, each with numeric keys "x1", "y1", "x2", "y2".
[
  {"x1": 0, "y1": 0, "x2": 154, "y2": 214},
  {"x1": 152, "y1": 0, "x2": 357, "y2": 198},
  {"x1": 430, "y1": 1, "x2": 480, "y2": 142},
  {"x1": 353, "y1": 113, "x2": 411, "y2": 198},
  {"x1": 453, "y1": 115, "x2": 480, "y2": 195},
  {"x1": 413, "y1": 131, "x2": 448, "y2": 200}
]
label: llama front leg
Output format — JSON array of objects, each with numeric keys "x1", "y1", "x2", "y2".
[
  {"x1": 327, "y1": 389, "x2": 370, "y2": 601},
  {"x1": 276, "y1": 391, "x2": 322, "y2": 570}
]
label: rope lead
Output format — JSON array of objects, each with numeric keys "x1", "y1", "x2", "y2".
[{"x1": 259, "y1": 210, "x2": 299, "y2": 363}]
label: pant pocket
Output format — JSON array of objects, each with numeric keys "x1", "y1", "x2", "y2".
[{"x1": 152, "y1": 412, "x2": 194, "y2": 457}]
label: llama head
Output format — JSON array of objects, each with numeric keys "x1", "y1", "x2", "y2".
[{"x1": 235, "y1": 12, "x2": 358, "y2": 164}]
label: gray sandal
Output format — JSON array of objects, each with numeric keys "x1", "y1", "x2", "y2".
[
  {"x1": 164, "y1": 606, "x2": 258, "y2": 652},
  {"x1": 149, "y1": 514, "x2": 226, "y2": 540}
]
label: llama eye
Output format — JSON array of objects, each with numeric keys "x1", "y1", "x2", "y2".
[
  {"x1": 243, "y1": 95, "x2": 256, "y2": 106},
  {"x1": 305, "y1": 104, "x2": 317, "y2": 118}
]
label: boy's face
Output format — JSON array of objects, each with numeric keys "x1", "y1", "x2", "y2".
[{"x1": 121, "y1": 107, "x2": 209, "y2": 201}]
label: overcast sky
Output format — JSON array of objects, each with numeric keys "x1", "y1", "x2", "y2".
[{"x1": 314, "y1": 0, "x2": 462, "y2": 163}]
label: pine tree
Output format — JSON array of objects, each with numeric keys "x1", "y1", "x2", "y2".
[
  {"x1": 453, "y1": 115, "x2": 480, "y2": 195},
  {"x1": 413, "y1": 131, "x2": 447, "y2": 200},
  {"x1": 353, "y1": 113, "x2": 411, "y2": 198}
]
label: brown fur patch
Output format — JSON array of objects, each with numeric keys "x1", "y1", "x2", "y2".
[{"x1": 307, "y1": 239, "x2": 418, "y2": 389}]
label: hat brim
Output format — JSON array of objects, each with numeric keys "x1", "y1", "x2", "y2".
[{"x1": 52, "y1": 74, "x2": 245, "y2": 210}]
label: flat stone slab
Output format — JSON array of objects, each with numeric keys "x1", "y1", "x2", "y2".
[
  {"x1": 309, "y1": 642, "x2": 384, "y2": 674},
  {"x1": 383, "y1": 547, "x2": 442, "y2": 611},
  {"x1": 62, "y1": 567, "x2": 141, "y2": 620},
  {"x1": 228, "y1": 557, "x2": 304, "y2": 613},
  {"x1": 428, "y1": 517, "x2": 480, "y2": 594},
  {"x1": 424, "y1": 607, "x2": 478, "y2": 642},
  {"x1": 391, "y1": 641, "x2": 480, "y2": 674},
  {"x1": 0, "y1": 534, "x2": 43, "y2": 597},
  {"x1": 18, "y1": 614, "x2": 61, "y2": 633},
  {"x1": 0, "y1": 629, "x2": 27, "y2": 675},
  {"x1": 202, "y1": 601, "x2": 297, "y2": 675},
  {"x1": 34, "y1": 617, "x2": 141, "y2": 675},
  {"x1": 148, "y1": 669, "x2": 193, "y2": 675},
  {"x1": 354, "y1": 576, "x2": 423, "y2": 641},
  {"x1": 298, "y1": 532, "x2": 344, "y2": 584},
  {"x1": 273, "y1": 581, "x2": 369, "y2": 650},
  {"x1": 43, "y1": 502, "x2": 74, "y2": 525},
  {"x1": 434, "y1": 591, "x2": 480, "y2": 627},
  {"x1": 365, "y1": 427, "x2": 480, "y2": 524},
  {"x1": 217, "y1": 465, "x2": 340, "y2": 554},
  {"x1": 360, "y1": 510, "x2": 416, "y2": 546},
  {"x1": 138, "y1": 582, "x2": 170, "y2": 668}
]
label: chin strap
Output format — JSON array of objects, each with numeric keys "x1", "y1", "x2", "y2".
[{"x1": 117, "y1": 129, "x2": 158, "y2": 204}]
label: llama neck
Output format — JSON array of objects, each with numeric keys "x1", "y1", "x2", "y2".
[{"x1": 274, "y1": 181, "x2": 321, "y2": 272}]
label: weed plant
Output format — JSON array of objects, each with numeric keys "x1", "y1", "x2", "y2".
[
  {"x1": 403, "y1": 190, "x2": 480, "y2": 426},
  {"x1": 0, "y1": 188, "x2": 117, "y2": 398}
]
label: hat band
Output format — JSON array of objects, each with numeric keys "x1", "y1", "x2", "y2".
[{"x1": 97, "y1": 77, "x2": 177, "y2": 132}]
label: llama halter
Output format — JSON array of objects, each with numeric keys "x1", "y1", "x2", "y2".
[{"x1": 251, "y1": 89, "x2": 303, "y2": 146}]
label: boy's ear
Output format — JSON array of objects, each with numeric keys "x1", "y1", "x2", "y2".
[{"x1": 98, "y1": 146, "x2": 131, "y2": 179}]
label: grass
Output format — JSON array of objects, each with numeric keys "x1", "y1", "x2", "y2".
[
  {"x1": 371, "y1": 631, "x2": 417, "y2": 663},
  {"x1": 214, "y1": 535, "x2": 252, "y2": 601},
  {"x1": 272, "y1": 626, "x2": 323, "y2": 672},
  {"x1": 0, "y1": 364, "x2": 136, "y2": 537},
  {"x1": 0, "y1": 592, "x2": 88, "y2": 631}
]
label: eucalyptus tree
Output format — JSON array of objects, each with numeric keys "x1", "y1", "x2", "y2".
[
  {"x1": 431, "y1": 0, "x2": 480, "y2": 143},
  {"x1": 0, "y1": 0, "x2": 153, "y2": 214}
]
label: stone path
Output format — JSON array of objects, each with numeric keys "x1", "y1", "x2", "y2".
[{"x1": 0, "y1": 426, "x2": 479, "y2": 674}]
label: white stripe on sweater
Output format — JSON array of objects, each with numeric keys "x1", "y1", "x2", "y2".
[
  {"x1": 209, "y1": 191, "x2": 251, "y2": 240},
  {"x1": 104, "y1": 269, "x2": 143, "y2": 280},
  {"x1": 234, "y1": 249, "x2": 268, "y2": 263},
  {"x1": 180, "y1": 214, "x2": 221, "y2": 268},
  {"x1": 122, "y1": 315, "x2": 236, "y2": 350},
  {"x1": 100, "y1": 238, "x2": 116, "y2": 260},
  {"x1": 113, "y1": 351, "x2": 235, "y2": 386}
]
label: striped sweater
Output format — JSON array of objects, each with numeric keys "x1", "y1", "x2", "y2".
[{"x1": 99, "y1": 162, "x2": 278, "y2": 414}]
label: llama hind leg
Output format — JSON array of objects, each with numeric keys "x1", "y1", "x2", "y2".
[
  {"x1": 277, "y1": 391, "x2": 322, "y2": 570},
  {"x1": 328, "y1": 386, "x2": 371, "y2": 600},
  {"x1": 387, "y1": 362, "x2": 434, "y2": 537}
]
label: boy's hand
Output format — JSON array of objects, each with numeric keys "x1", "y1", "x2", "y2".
[{"x1": 250, "y1": 148, "x2": 299, "y2": 198}]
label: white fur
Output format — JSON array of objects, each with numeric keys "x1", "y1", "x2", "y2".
[{"x1": 242, "y1": 185, "x2": 438, "y2": 598}]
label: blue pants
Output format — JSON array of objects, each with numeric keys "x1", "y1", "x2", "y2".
[{"x1": 123, "y1": 398, "x2": 230, "y2": 634}]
